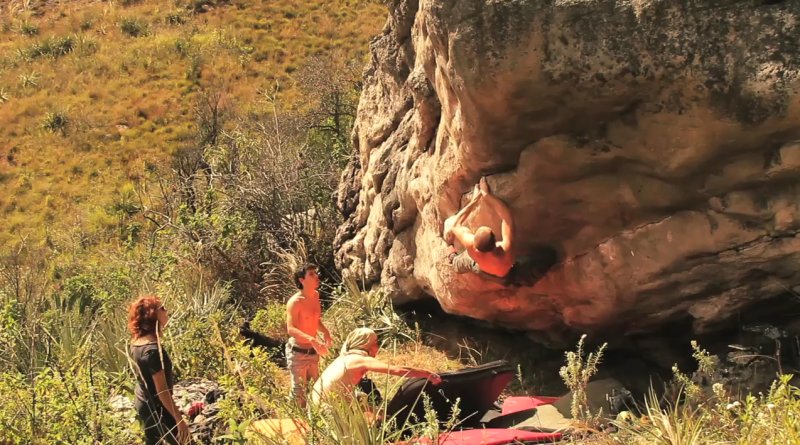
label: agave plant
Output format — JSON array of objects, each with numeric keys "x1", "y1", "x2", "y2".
[
  {"x1": 326, "y1": 277, "x2": 415, "y2": 349},
  {"x1": 18, "y1": 71, "x2": 39, "y2": 88}
]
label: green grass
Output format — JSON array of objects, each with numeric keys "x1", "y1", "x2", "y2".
[{"x1": 0, "y1": 0, "x2": 385, "y2": 248}]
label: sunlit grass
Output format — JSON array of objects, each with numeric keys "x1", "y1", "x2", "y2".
[{"x1": 0, "y1": 0, "x2": 385, "y2": 247}]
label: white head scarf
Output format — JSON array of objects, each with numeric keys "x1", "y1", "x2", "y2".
[{"x1": 340, "y1": 327, "x2": 378, "y2": 356}]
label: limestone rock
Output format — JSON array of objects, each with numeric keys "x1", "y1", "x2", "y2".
[{"x1": 336, "y1": 0, "x2": 800, "y2": 340}]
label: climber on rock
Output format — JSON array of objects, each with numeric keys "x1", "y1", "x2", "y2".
[
  {"x1": 444, "y1": 177, "x2": 516, "y2": 277},
  {"x1": 443, "y1": 177, "x2": 556, "y2": 286}
]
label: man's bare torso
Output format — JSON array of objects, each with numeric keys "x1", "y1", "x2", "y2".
[{"x1": 287, "y1": 291, "x2": 321, "y2": 348}]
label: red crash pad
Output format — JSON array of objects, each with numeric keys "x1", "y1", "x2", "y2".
[
  {"x1": 501, "y1": 396, "x2": 560, "y2": 415},
  {"x1": 399, "y1": 429, "x2": 562, "y2": 445}
]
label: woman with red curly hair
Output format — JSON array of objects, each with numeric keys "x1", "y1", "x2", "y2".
[{"x1": 128, "y1": 296, "x2": 188, "y2": 445}]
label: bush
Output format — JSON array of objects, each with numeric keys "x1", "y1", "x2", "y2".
[
  {"x1": 610, "y1": 342, "x2": 800, "y2": 445},
  {"x1": 173, "y1": 37, "x2": 193, "y2": 57},
  {"x1": 250, "y1": 302, "x2": 287, "y2": 340},
  {"x1": 185, "y1": 53, "x2": 202, "y2": 82},
  {"x1": 186, "y1": 0, "x2": 232, "y2": 13},
  {"x1": 0, "y1": 368, "x2": 138, "y2": 444},
  {"x1": 18, "y1": 71, "x2": 39, "y2": 88},
  {"x1": 25, "y1": 35, "x2": 75, "y2": 59},
  {"x1": 20, "y1": 21, "x2": 39, "y2": 36},
  {"x1": 558, "y1": 334, "x2": 607, "y2": 424},
  {"x1": 324, "y1": 278, "x2": 416, "y2": 348},
  {"x1": 42, "y1": 111, "x2": 69, "y2": 135},
  {"x1": 166, "y1": 11, "x2": 187, "y2": 25},
  {"x1": 120, "y1": 18, "x2": 149, "y2": 37},
  {"x1": 75, "y1": 34, "x2": 99, "y2": 56},
  {"x1": 80, "y1": 19, "x2": 93, "y2": 31}
]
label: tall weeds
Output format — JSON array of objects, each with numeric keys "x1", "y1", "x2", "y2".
[{"x1": 559, "y1": 334, "x2": 607, "y2": 423}]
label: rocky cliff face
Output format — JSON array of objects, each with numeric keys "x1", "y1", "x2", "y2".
[{"x1": 335, "y1": 0, "x2": 800, "y2": 342}]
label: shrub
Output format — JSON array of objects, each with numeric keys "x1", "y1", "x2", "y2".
[
  {"x1": 25, "y1": 35, "x2": 75, "y2": 59},
  {"x1": 0, "y1": 88, "x2": 9, "y2": 103},
  {"x1": 0, "y1": 367, "x2": 138, "y2": 444},
  {"x1": 173, "y1": 37, "x2": 193, "y2": 57},
  {"x1": 618, "y1": 388, "x2": 709, "y2": 445},
  {"x1": 166, "y1": 11, "x2": 187, "y2": 25},
  {"x1": 186, "y1": 53, "x2": 202, "y2": 82},
  {"x1": 18, "y1": 71, "x2": 39, "y2": 88},
  {"x1": 161, "y1": 279, "x2": 236, "y2": 379},
  {"x1": 42, "y1": 111, "x2": 69, "y2": 135},
  {"x1": 324, "y1": 277, "x2": 415, "y2": 349},
  {"x1": 215, "y1": 340, "x2": 285, "y2": 427},
  {"x1": 250, "y1": 302, "x2": 286, "y2": 340},
  {"x1": 559, "y1": 334, "x2": 607, "y2": 424},
  {"x1": 611, "y1": 343, "x2": 800, "y2": 445},
  {"x1": 670, "y1": 340, "x2": 718, "y2": 404},
  {"x1": 120, "y1": 18, "x2": 149, "y2": 37},
  {"x1": 186, "y1": 0, "x2": 232, "y2": 13},
  {"x1": 80, "y1": 19, "x2": 93, "y2": 31},
  {"x1": 20, "y1": 21, "x2": 39, "y2": 36},
  {"x1": 76, "y1": 34, "x2": 99, "y2": 56}
]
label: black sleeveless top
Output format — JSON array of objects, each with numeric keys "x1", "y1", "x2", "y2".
[{"x1": 130, "y1": 342, "x2": 175, "y2": 407}]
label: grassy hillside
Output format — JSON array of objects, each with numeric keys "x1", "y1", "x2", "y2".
[{"x1": 0, "y1": 0, "x2": 385, "y2": 246}]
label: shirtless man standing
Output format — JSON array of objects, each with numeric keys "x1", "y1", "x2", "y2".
[
  {"x1": 285, "y1": 263, "x2": 332, "y2": 407},
  {"x1": 444, "y1": 177, "x2": 516, "y2": 279}
]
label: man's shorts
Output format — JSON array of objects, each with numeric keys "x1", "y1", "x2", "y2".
[
  {"x1": 448, "y1": 250, "x2": 482, "y2": 274},
  {"x1": 448, "y1": 246, "x2": 557, "y2": 287}
]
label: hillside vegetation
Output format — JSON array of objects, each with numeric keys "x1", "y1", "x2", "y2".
[
  {"x1": 0, "y1": 0, "x2": 383, "y2": 247},
  {"x1": 2, "y1": 1, "x2": 800, "y2": 444}
]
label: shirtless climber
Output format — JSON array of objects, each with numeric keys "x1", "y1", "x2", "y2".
[
  {"x1": 443, "y1": 177, "x2": 556, "y2": 286},
  {"x1": 444, "y1": 177, "x2": 515, "y2": 277}
]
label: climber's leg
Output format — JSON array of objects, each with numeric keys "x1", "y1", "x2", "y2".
[{"x1": 450, "y1": 250, "x2": 480, "y2": 274}]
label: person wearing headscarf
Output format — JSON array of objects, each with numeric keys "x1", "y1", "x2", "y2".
[{"x1": 310, "y1": 328, "x2": 441, "y2": 407}]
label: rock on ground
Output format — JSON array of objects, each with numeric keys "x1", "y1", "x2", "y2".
[{"x1": 109, "y1": 379, "x2": 225, "y2": 443}]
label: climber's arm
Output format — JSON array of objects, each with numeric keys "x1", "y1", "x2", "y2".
[
  {"x1": 452, "y1": 195, "x2": 481, "y2": 227},
  {"x1": 444, "y1": 193, "x2": 481, "y2": 245},
  {"x1": 451, "y1": 224, "x2": 475, "y2": 250}
]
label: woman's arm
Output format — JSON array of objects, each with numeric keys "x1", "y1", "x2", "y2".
[
  {"x1": 152, "y1": 371, "x2": 189, "y2": 443},
  {"x1": 152, "y1": 370, "x2": 184, "y2": 423},
  {"x1": 356, "y1": 356, "x2": 441, "y2": 384}
]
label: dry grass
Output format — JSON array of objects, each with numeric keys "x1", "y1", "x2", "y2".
[
  {"x1": 0, "y1": 0, "x2": 385, "y2": 247},
  {"x1": 374, "y1": 341, "x2": 465, "y2": 397}
]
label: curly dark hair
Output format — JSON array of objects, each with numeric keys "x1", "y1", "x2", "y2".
[
  {"x1": 127, "y1": 296, "x2": 163, "y2": 338},
  {"x1": 293, "y1": 263, "x2": 317, "y2": 289}
]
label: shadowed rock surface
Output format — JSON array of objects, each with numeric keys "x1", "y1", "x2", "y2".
[{"x1": 335, "y1": 0, "x2": 800, "y2": 341}]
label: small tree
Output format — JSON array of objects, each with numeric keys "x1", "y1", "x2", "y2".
[{"x1": 296, "y1": 51, "x2": 362, "y2": 165}]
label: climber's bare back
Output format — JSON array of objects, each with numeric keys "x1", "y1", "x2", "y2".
[{"x1": 468, "y1": 244, "x2": 514, "y2": 277}]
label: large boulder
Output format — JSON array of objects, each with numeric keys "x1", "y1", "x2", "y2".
[{"x1": 335, "y1": 0, "x2": 800, "y2": 341}]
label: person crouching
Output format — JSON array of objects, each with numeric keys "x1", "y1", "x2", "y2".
[{"x1": 311, "y1": 327, "x2": 441, "y2": 410}]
